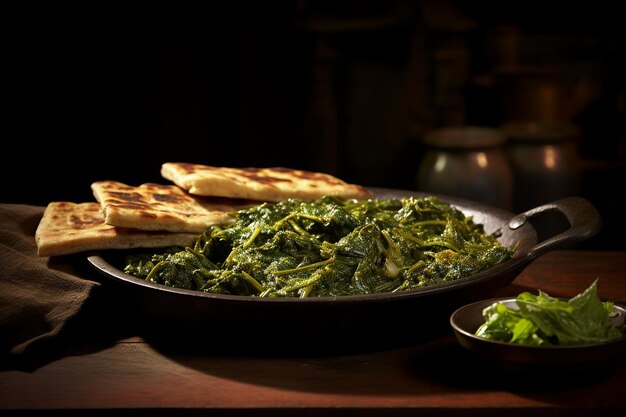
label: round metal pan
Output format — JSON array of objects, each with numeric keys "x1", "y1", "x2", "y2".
[{"x1": 86, "y1": 189, "x2": 602, "y2": 352}]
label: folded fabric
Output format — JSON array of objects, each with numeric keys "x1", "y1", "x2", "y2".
[{"x1": 0, "y1": 204, "x2": 101, "y2": 368}]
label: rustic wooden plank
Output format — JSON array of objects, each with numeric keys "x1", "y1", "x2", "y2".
[
  {"x1": 496, "y1": 250, "x2": 626, "y2": 301},
  {"x1": 1, "y1": 251, "x2": 625, "y2": 416}
]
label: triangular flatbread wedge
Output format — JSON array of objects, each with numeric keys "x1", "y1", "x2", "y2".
[
  {"x1": 35, "y1": 202, "x2": 198, "y2": 257},
  {"x1": 160, "y1": 162, "x2": 373, "y2": 202},
  {"x1": 91, "y1": 181, "x2": 254, "y2": 233}
]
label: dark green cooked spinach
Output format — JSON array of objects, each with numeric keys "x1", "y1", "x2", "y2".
[
  {"x1": 475, "y1": 280, "x2": 625, "y2": 345},
  {"x1": 124, "y1": 196, "x2": 513, "y2": 297}
]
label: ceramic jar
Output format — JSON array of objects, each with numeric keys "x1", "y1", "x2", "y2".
[
  {"x1": 501, "y1": 121, "x2": 582, "y2": 212},
  {"x1": 416, "y1": 126, "x2": 513, "y2": 210}
]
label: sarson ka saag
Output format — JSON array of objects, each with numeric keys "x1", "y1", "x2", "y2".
[{"x1": 123, "y1": 196, "x2": 513, "y2": 298}]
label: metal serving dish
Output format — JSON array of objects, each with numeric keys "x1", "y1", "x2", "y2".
[{"x1": 86, "y1": 189, "x2": 602, "y2": 352}]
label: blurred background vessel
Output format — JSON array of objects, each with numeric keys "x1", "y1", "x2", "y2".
[
  {"x1": 4, "y1": 1, "x2": 624, "y2": 248},
  {"x1": 416, "y1": 126, "x2": 513, "y2": 210}
]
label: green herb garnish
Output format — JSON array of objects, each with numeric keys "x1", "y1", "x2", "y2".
[
  {"x1": 124, "y1": 196, "x2": 512, "y2": 297},
  {"x1": 475, "y1": 280, "x2": 625, "y2": 345}
]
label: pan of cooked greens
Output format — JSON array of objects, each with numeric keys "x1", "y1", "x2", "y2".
[{"x1": 87, "y1": 188, "x2": 602, "y2": 350}]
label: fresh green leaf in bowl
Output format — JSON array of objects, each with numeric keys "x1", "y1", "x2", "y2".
[{"x1": 475, "y1": 280, "x2": 625, "y2": 346}]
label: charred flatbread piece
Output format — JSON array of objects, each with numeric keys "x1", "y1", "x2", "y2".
[
  {"x1": 35, "y1": 202, "x2": 197, "y2": 257},
  {"x1": 91, "y1": 181, "x2": 253, "y2": 233},
  {"x1": 160, "y1": 162, "x2": 374, "y2": 202}
]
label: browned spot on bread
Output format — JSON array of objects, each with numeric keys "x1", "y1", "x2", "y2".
[
  {"x1": 109, "y1": 191, "x2": 144, "y2": 202},
  {"x1": 109, "y1": 202, "x2": 147, "y2": 210},
  {"x1": 69, "y1": 214, "x2": 102, "y2": 228},
  {"x1": 153, "y1": 193, "x2": 184, "y2": 203}
]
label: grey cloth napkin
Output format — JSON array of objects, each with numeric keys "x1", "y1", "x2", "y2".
[{"x1": 0, "y1": 204, "x2": 102, "y2": 367}]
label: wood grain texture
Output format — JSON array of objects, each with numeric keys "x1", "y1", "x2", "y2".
[{"x1": 1, "y1": 251, "x2": 625, "y2": 416}]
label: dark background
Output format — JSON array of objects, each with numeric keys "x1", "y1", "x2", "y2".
[{"x1": 4, "y1": 1, "x2": 625, "y2": 248}]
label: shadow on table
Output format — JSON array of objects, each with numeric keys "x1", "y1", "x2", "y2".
[{"x1": 408, "y1": 338, "x2": 623, "y2": 392}]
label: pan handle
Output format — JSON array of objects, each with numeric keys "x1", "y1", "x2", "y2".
[{"x1": 508, "y1": 197, "x2": 602, "y2": 260}]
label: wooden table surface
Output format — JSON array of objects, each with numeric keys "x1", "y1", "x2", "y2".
[{"x1": 1, "y1": 250, "x2": 625, "y2": 416}]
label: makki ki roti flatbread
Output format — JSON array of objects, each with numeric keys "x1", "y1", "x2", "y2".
[
  {"x1": 91, "y1": 180, "x2": 255, "y2": 233},
  {"x1": 160, "y1": 162, "x2": 374, "y2": 202},
  {"x1": 35, "y1": 202, "x2": 198, "y2": 257}
]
